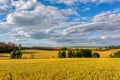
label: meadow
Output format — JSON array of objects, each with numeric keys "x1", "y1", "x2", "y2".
[{"x1": 0, "y1": 58, "x2": 120, "y2": 80}]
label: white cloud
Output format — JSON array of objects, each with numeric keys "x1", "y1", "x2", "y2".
[
  {"x1": 1, "y1": 0, "x2": 120, "y2": 46},
  {"x1": 11, "y1": 0, "x2": 37, "y2": 10},
  {"x1": 53, "y1": 9, "x2": 120, "y2": 45},
  {"x1": 0, "y1": 0, "x2": 10, "y2": 14},
  {"x1": 6, "y1": 8, "x2": 120, "y2": 46},
  {"x1": 0, "y1": 0, "x2": 8, "y2": 4},
  {"x1": 5, "y1": 2, "x2": 80, "y2": 44}
]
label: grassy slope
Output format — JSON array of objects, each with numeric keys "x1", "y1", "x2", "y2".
[
  {"x1": 0, "y1": 58, "x2": 120, "y2": 80},
  {"x1": 93, "y1": 49, "x2": 120, "y2": 58}
]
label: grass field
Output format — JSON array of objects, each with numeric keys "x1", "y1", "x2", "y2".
[{"x1": 0, "y1": 58, "x2": 120, "y2": 80}]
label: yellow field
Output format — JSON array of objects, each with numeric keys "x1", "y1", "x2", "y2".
[
  {"x1": 0, "y1": 58, "x2": 120, "y2": 80},
  {"x1": 93, "y1": 49, "x2": 120, "y2": 58},
  {"x1": 1, "y1": 49, "x2": 120, "y2": 59},
  {"x1": 22, "y1": 50, "x2": 58, "y2": 59},
  {"x1": 0, "y1": 50, "x2": 58, "y2": 59}
]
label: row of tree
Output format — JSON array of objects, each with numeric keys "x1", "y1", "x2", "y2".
[
  {"x1": 58, "y1": 49, "x2": 100, "y2": 58},
  {"x1": 105, "y1": 46, "x2": 120, "y2": 50},
  {"x1": 0, "y1": 42, "x2": 18, "y2": 53}
]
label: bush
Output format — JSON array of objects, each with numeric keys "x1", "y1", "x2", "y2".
[
  {"x1": 92, "y1": 52, "x2": 100, "y2": 58},
  {"x1": 10, "y1": 48, "x2": 22, "y2": 59},
  {"x1": 110, "y1": 51, "x2": 120, "y2": 58},
  {"x1": 10, "y1": 51, "x2": 16, "y2": 59}
]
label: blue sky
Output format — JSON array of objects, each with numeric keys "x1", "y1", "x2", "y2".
[{"x1": 0, "y1": 0, "x2": 120, "y2": 47}]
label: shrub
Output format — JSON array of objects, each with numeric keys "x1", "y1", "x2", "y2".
[
  {"x1": 110, "y1": 51, "x2": 120, "y2": 58},
  {"x1": 10, "y1": 51, "x2": 16, "y2": 59},
  {"x1": 10, "y1": 48, "x2": 22, "y2": 59},
  {"x1": 92, "y1": 52, "x2": 100, "y2": 58}
]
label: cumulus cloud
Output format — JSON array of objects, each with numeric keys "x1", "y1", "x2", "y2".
[
  {"x1": 11, "y1": 0, "x2": 37, "y2": 10},
  {"x1": 0, "y1": 0, "x2": 120, "y2": 46},
  {"x1": 55, "y1": 9, "x2": 120, "y2": 45},
  {"x1": 5, "y1": 1, "x2": 79, "y2": 45}
]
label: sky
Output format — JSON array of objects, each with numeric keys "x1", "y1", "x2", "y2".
[{"x1": 0, "y1": 0, "x2": 120, "y2": 47}]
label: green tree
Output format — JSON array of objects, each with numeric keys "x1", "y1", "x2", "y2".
[
  {"x1": 92, "y1": 52, "x2": 100, "y2": 58},
  {"x1": 82, "y1": 49, "x2": 92, "y2": 58},
  {"x1": 58, "y1": 50, "x2": 62, "y2": 58},
  {"x1": 75, "y1": 50, "x2": 82, "y2": 58},
  {"x1": 10, "y1": 46, "x2": 22, "y2": 59},
  {"x1": 58, "y1": 50, "x2": 66, "y2": 58},
  {"x1": 61, "y1": 51, "x2": 66, "y2": 58},
  {"x1": 68, "y1": 49, "x2": 73, "y2": 58},
  {"x1": 72, "y1": 51, "x2": 76, "y2": 58}
]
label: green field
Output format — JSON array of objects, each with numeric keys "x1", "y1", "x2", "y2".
[{"x1": 0, "y1": 58, "x2": 120, "y2": 80}]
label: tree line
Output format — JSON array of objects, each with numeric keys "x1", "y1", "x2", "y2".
[
  {"x1": 0, "y1": 42, "x2": 18, "y2": 53},
  {"x1": 58, "y1": 48, "x2": 100, "y2": 58}
]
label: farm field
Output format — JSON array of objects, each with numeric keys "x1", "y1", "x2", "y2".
[
  {"x1": 1, "y1": 49, "x2": 120, "y2": 59},
  {"x1": 0, "y1": 50, "x2": 58, "y2": 59},
  {"x1": 0, "y1": 58, "x2": 120, "y2": 80}
]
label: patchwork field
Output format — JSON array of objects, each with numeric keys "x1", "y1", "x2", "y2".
[{"x1": 0, "y1": 58, "x2": 120, "y2": 80}]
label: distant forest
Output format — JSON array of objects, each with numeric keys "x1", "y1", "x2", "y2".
[
  {"x1": 0, "y1": 42, "x2": 18, "y2": 53},
  {"x1": 1, "y1": 42, "x2": 120, "y2": 53}
]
